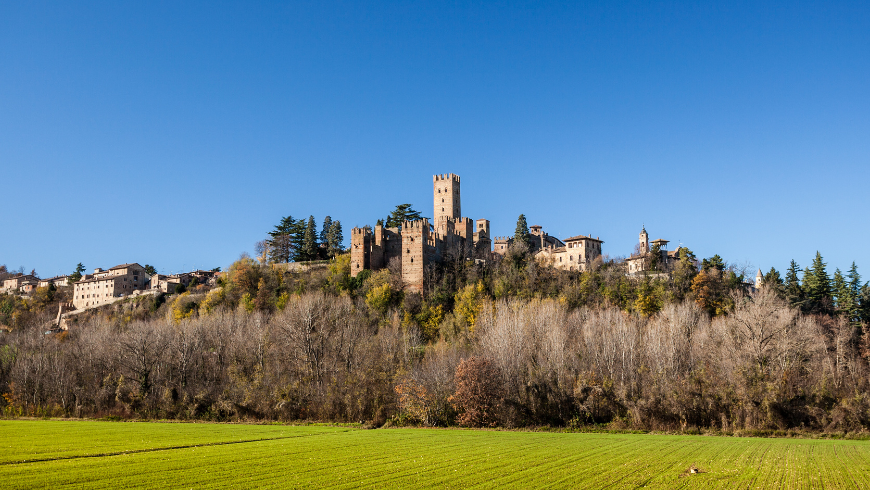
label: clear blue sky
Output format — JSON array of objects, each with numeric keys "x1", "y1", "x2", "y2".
[{"x1": 2, "y1": 1, "x2": 868, "y2": 278}]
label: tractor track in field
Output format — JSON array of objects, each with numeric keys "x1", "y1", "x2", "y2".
[{"x1": 0, "y1": 429, "x2": 352, "y2": 466}]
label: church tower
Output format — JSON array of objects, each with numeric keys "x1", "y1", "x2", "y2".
[
  {"x1": 639, "y1": 226, "x2": 649, "y2": 254},
  {"x1": 756, "y1": 269, "x2": 764, "y2": 290},
  {"x1": 433, "y1": 174, "x2": 461, "y2": 223}
]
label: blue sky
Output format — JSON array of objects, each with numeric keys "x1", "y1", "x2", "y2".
[{"x1": 1, "y1": 1, "x2": 868, "y2": 278}]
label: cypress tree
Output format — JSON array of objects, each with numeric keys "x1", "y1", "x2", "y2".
[
  {"x1": 320, "y1": 216, "x2": 333, "y2": 245},
  {"x1": 514, "y1": 214, "x2": 530, "y2": 246},
  {"x1": 290, "y1": 218, "x2": 306, "y2": 261},
  {"x1": 301, "y1": 215, "x2": 318, "y2": 261},
  {"x1": 327, "y1": 220, "x2": 343, "y2": 258}
]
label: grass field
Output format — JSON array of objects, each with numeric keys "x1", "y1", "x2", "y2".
[{"x1": 3, "y1": 421, "x2": 870, "y2": 488}]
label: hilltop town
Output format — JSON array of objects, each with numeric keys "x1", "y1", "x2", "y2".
[{"x1": 2, "y1": 172, "x2": 769, "y2": 330}]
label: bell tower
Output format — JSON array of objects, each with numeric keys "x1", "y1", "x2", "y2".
[
  {"x1": 639, "y1": 226, "x2": 649, "y2": 254},
  {"x1": 433, "y1": 173, "x2": 461, "y2": 223}
]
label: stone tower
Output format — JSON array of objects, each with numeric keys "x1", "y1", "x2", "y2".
[
  {"x1": 639, "y1": 226, "x2": 649, "y2": 254},
  {"x1": 433, "y1": 174, "x2": 460, "y2": 223},
  {"x1": 756, "y1": 269, "x2": 763, "y2": 290}
]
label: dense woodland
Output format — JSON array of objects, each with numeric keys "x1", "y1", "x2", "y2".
[{"x1": 2, "y1": 213, "x2": 870, "y2": 434}]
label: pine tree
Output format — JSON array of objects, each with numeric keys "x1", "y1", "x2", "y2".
[
  {"x1": 268, "y1": 216, "x2": 298, "y2": 263},
  {"x1": 68, "y1": 263, "x2": 86, "y2": 284},
  {"x1": 764, "y1": 267, "x2": 785, "y2": 297},
  {"x1": 385, "y1": 204, "x2": 422, "y2": 229},
  {"x1": 843, "y1": 262, "x2": 862, "y2": 323},
  {"x1": 327, "y1": 220, "x2": 344, "y2": 258},
  {"x1": 301, "y1": 215, "x2": 318, "y2": 261},
  {"x1": 514, "y1": 214, "x2": 530, "y2": 246},
  {"x1": 833, "y1": 268, "x2": 851, "y2": 316},
  {"x1": 784, "y1": 260, "x2": 803, "y2": 309},
  {"x1": 860, "y1": 284, "x2": 870, "y2": 326},
  {"x1": 701, "y1": 255, "x2": 726, "y2": 272},
  {"x1": 847, "y1": 262, "x2": 862, "y2": 302},
  {"x1": 803, "y1": 252, "x2": 832, "y2": 314}
]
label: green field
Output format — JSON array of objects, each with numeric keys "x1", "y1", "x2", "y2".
[{"x1": 3, "y1": 421, "x2": 870, "y2": 488}]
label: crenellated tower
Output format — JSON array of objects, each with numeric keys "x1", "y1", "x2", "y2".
[{"x1": 433, "y1": 173, "x2": 461, "y2": 223}]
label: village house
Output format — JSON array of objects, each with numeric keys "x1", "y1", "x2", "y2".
[
  {"x1": 1, "y1": 274, "x2": 38, "y2": 294},
  {"x1": 37, "y1": 275, "x2": 70, "y2": 289},
  {"x1": 150, "y1": 269, "x2": 219, "y2": 293},
  {"x1": 536, "y1": 233, "x2": 604, "y2": 272},
  {"x1": 73, "y1": 263, "x2": 150, "y2": 310}
]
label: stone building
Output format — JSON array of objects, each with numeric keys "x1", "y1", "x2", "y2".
[
  {"x1": 351, "y1": 173, "x2": 490, "y2": 292},
  {"x1": 73, "y1": 263, "x2": 150, "y2": 310},
  {"x1": 37, "y1": 276, "x2": 70, "y2": 289},
  {"x1": 1, "y1": 274, "x2": 38, "y2": 293},
  {"x1": 536, "y1": 234, "x2": 604, "y2": 272},
  {"x1": 625, "y1": 227, "x2": 683, "y2": 274}
]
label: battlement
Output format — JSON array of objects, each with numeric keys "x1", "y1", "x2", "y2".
[
  {"x1": 433, "y1": 173, "x2": 460, "y2": 183},
  {"x1": 493, "y1": 236, "x2": 511, "y2": 242},
  {"x1": 403, "y1": 218, "x2": 430, "y2": 230},
  {"x1": 351, "y1": 227, "x2": 370, "y2": 236}
]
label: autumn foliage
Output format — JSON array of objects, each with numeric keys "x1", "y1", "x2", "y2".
[{"x1": 448, "y1": 357, "x2": 504, "y2": 427}]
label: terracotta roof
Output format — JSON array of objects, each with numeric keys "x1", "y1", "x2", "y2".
[
  {"x1": 109, "y1": 263, "x2": 143, "y2": 270},
  {"x1": 563, "y1": 235, "x2": 603, "y2": 243}
]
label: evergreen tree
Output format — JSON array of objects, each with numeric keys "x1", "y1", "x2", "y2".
[
  {"x1": 701, "y1": 255, "x2": 726, "y2": 272},
  {"x1": 385, "y1": 204, "x2": 422, "y2": 229},
  {"x1": 68, "y1": 263, "x2": 86, "y2": 285},
  {"x1": 327, "y1": 220, "x2": 344, "y2": 258},
  {"x1": 803, "y1": 252, "x2": 832, "y2": 314},
  {"x1": 843, "y1": 262, "x2": 862, "y2": 323},
  {"x1": 860, "y1": 284, "x2": 870, "y2": 326},
  {"x1": 514, "y1": 214, "x2": 530, "y2": 246},
  {"x1": 320, "y1": 216, "x2": 333, "y2": 245},
  {"x1": 763, "y1": 267, "x2": 785, "y2": 297},
  {"x1": 847, "y1": 262, "x2": 862, "y2": 302},
  {"x1": 784, "y1": 260, "x2": 803, "y2": 309},
  {"x1": 649, "y1": 243, "x2": 662, "y2": 271},
  {"x1": 268, "y1": 216, "x2": 298, "y2": 263},
  {"x1": 833, "y1": 269, "x2": 851, "y2": 315},
  {"x1": 301, "y1": 215, "x2": 318, "y2": 261},
  {"x1": 144, "y1": 264, "x2": 157, "y2": 276}
]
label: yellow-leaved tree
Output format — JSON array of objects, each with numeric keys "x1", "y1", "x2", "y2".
[{"x1": 454, "y1": 281, "x2": 486, "y2": 332}]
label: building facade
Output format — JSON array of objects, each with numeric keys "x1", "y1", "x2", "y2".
[
  {"x1": 536, "y1": 234, "x2": 604, "y2": 272},
  {"x1": 37, "y1": 276, "x2": 70, "y2": 289},
  {"x1": 2, "y1": 274, "x2": 38, "y2": 293},
  {"x1": 73, "y1": 263, "x2": 150, "y2": 310}
]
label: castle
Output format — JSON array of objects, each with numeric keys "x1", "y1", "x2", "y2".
[{"x1": 351, "y1": 174, "x2": 491, "y2": 292}]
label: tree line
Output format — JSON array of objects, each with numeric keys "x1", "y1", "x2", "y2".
[
  {"x1": 3, "y1": 235, "x2": 870, "y2": 433},
  {"x1": 256, "y1": 215, "x2": 344, "y2": 264}
]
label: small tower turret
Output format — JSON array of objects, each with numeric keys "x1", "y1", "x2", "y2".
[{"x1": 756, "y1": 269, "x2": 763, "y2": 290}]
